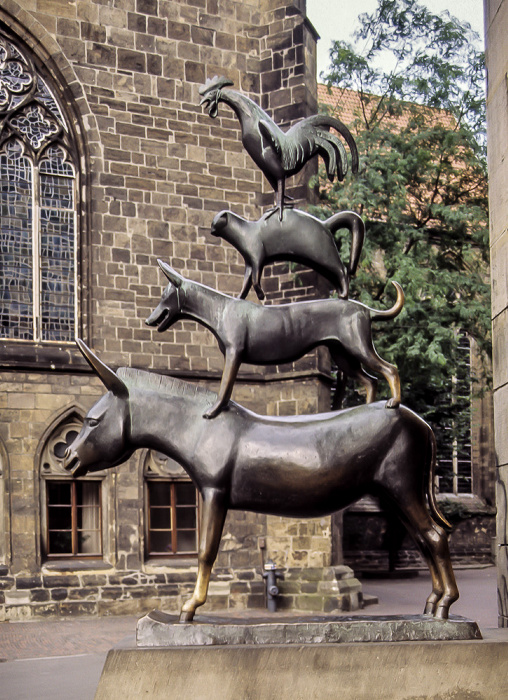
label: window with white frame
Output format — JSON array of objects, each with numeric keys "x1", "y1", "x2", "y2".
[
  {"x1": 0, "y1": 30, "x2": 77, "y2": 343},
  {"x1": 143, "y1": 451, "x2": 199, "y2": 558}
]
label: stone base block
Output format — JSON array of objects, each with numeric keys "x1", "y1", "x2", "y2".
[
  {"x1": 136, "y1": 610, "x2": 481, "y2": 646},
  {"x1": 95, "y1": 636, "x2": 508, "y2": 700},
  {"x1": 278, "y1": 565, "x2": 362, "y2": 612}
]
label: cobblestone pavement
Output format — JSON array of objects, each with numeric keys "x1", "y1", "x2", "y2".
[
  {"x1": 0, "y1": 566, "x2": 500, "y2": 664},
  {"x1": 0, "y1": 615, "x2": 137, "y2": 662},
  {"x1": 0, "y1": 567, "x2": 503, "y2": 700}
]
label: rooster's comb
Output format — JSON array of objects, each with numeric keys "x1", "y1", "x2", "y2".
[{"x1": 199, "y1": 75, "x2": 234, "y2": 96}]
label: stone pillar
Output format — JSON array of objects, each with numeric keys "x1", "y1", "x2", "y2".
[{"x1": 485, "y1": 0, "x2": 508, "y2": 626}]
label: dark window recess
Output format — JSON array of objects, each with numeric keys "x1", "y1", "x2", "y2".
[
  {"x1": 46, "y1": 480, "x2": 102, "y2": 558},
  {"x1": 146, "y1": 480, "x2": 198, "y2": 557},
  {"x1": 435, "y1": 333, "x2": 473, "y2": 495}
]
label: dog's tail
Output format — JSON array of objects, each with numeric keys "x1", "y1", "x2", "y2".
[{"x1": 369, "y1": 281, "x2": 405, "y2": 321}]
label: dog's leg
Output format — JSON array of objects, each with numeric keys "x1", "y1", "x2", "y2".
[
  {"x1": 330, "y1": 349, "x2": 378, "y2": 406},
  {"x1": 203, "y1": 349, "x2": 241, "y2": 419},
  {"x1": 383, "y1": 366, "x2": 401, "y2": 408},
  {"x1": 337, "y1": 323, "x2": 401, "y2": 408},
  {"x1": 353, "y1": 367, "x2": 378, "y2": 404},
  {"x1": 356, "y1": 350, "x2": 400, "y2": 408}
]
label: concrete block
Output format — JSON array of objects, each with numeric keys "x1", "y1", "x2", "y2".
[{"x1": 95, "y1": 636, "x2": 508, "y2": 700}]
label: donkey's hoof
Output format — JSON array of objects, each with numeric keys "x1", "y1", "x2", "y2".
[
  {"x1": 434, "y1": 605, "x2": 450, "y2": 620},
  {"x1": 179, "y1": 610, "x2": 195, "y2": 623}
]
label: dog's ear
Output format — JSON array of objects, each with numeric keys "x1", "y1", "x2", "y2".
[{"x1": 157, "y1": 260, "x2": 183, "y2": 287}]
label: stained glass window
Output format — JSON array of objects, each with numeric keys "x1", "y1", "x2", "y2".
[
  {"x1": 39, "y1": 148, "x2": 75, "y2": 341},
  {"x1": 0, "y1": 30, "x2": 77, "y2": 343},
  {"x1": 0, "y1": 140, "x2": 33, "y2": 339}
]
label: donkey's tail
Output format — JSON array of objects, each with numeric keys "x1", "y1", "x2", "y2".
[
  {"x1": 426, "y1": 429, "x2": 453, "y2": 532},
  {"x1": 369, "y1": 281, "x2": 405, "y2": 321}
]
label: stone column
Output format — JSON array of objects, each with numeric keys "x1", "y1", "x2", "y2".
[{"x1": 485, "y1": 0, "x2": 508, "y2": 626}]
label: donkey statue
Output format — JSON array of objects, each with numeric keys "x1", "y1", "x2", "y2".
[{"x1": 64, "y1": 339, "x2": 459, "y2": 623}]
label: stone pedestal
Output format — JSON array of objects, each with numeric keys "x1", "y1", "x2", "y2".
[
  {"x1": 95, "y1": 634, "x2": 508, "y2": 700},
  {"x1": 136, "y1": 610, "x2": 481, "y2": 646}
]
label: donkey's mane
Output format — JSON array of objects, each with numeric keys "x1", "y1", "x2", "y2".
[{"x1": 117, "y1": 367, "x2": 218, "y2": 407}]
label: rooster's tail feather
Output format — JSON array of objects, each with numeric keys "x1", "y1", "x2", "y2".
[{"x1": 316, "y1": 130, "x2": 348, "y2": 181}]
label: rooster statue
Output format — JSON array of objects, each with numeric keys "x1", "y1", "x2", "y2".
[{"x1": 199, "y1": 76, "x2": 358, "y2": 218}]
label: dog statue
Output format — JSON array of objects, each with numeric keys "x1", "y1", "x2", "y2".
[
  {"x1": 210, "y1": 208, "x2": 364, "y2": 300},
  {"x1": 146, "y1": 261, "x2": 404, "y2": 419}
]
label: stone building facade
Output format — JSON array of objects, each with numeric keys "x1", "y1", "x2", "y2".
[
  {"x1": 485, "y1": 0, "x2": 508, "y2": 627},
  {"x1": 0, "y1": 0, "x2": 362, "y2": 620}
]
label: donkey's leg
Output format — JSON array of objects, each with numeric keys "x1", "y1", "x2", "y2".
[
  {"x1": 204, "y1": 350, "x2": 241, "y2": 419},
  {"x1": 394, "y1": 499, "x2": 459, "y2": 619},
  {"x1": 180, "y1": 489, "x2": 227, "y2": 622}
]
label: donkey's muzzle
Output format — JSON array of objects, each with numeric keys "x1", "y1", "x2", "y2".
[{"x1": 63, "y1": 447, "x2": 85, "y2": 477}]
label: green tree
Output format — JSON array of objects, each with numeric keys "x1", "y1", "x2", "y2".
[{"x1": 313, "y1": 0, "x2": 490, "y2": 461}]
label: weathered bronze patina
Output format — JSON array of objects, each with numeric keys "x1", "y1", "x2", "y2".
[
  {"x1": 146, "y1": 261, "x2": 403, "y2": 418},
  {"x1": 64, "y1": 73, "x2": 461, "y2": 630},
  {"x1": 199, "y1": 76, "x2": 358, "y2": 217},
  {"x1": 210, "y1": 208, "x2": 364, "y2": 300},
  {"x1": 64, "y1": 340, "x2": 459, "y2": 623}
]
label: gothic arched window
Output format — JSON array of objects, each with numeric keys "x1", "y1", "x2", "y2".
[
  {"x1": 40, "y1": 416, "x2": 104, "y2": 560},
  {"x1": 0, "y1": 31, "x2": 78, "y2": 343}
]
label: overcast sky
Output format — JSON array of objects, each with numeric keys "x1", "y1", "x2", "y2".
[{"x1": 306, "y1": 0, "x2": 485, "y2": 79}]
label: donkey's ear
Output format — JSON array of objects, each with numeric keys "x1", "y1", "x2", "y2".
[
  {"x1": 76, "y1": 339, "x2": 129, "y2": 399},
  {"x1": 157, "y1": 260, "x2": 183, "y2": 288}
]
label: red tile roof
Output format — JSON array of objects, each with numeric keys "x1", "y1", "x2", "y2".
[{"x1": 317, "y1": 83, "x2": 453, "y2": 131}]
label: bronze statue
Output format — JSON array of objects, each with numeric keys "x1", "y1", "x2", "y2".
[
  {"x1": 210, "y1": 208, "x2": 364, "y2": 300},
  {"x1": 199, "y1": 76, "x2": 358, "y2": 218},
  {"x1": 64, "y1": 340, "x2": 459, "y2": 623},
  {"x1": 146, "y1": 261, "x2": 404, "y2": 418}
]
